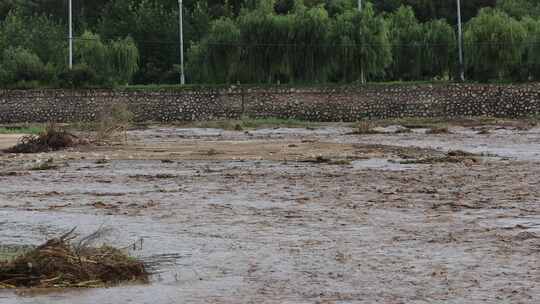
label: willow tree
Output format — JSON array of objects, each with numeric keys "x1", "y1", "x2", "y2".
[
  {"x1": 75, "y1": 31, "x2": 109, "y2": 83},
  {"x1": 514, "y1": 17, "x2": 540, "y2": 80},
  {"x1": 329, "y1": 3, "x2": 391, "y2": 83},
  {"x1": 497, "y1": 0, "x2": 540, "y2": 19},
  {"x1": 386, "y1": 5, "x2": 423, "y2": 80},
  {"x1": 238, "y1": 0, "x2": 291, "y2": 83},
  {"x1": 109, "y1": 36, "x2": 140, "y2": 85},
  {"x1": 289, "y1": 1, "x2": 331, "y2": 83},
  {"x1": 422, "y1": 19, "x2": 456, "y2": 79},
  {"x1": 186, "y1": 43, "x2": 207, "y2": 83},
  {"x1": 99, "y1": 0, "x2": 178, "y2": 84},
  {"x1": 464, "y1": 8, "x2": 526, "y2": 81},
  {"x1": 192, "y1": 17, "x2": 241, "y2": 84}
]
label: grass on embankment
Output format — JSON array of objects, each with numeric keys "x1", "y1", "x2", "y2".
[
  {"x1": 178, "y1": 117, "x2": 324, "y2": 130},
  {"x1": 63, "y1": 117, "x2": 323, "y2": 131},
  {"x1": 349, "y1": 116, "x2": 540, "y2": 134},
  {"x1": 4, "y1": 115, "x2": 539, "y2": 135},
  {"x1": 374, "y1": 116, "x2": 540, "y2": 129},
  {"x1": 118, "y1": 80, "x2": 456, "y2": 92},
  {"x1": 0, "y1": 125, "x2": 44, "y2": 135},
  {"x1": 185, "y1": 115, "x2": 540, "y2": 132}
]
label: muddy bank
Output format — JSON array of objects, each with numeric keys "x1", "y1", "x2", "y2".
[{"x1": 1, "y1": 124, "x2": 540, "y2": 303}]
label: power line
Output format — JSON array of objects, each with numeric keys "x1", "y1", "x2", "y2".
[{"x1": 68, "y1": 36, "x2": 540, "y2": 48}]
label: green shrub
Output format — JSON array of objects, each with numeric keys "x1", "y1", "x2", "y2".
[
  {"x1": 0, "y1": 47, "x2": 49, "y2": 84},
  {"x1": 58, "y1": 64, "x2": 98, "y2": 88},
  {"x1": 108, "y1": 36, "x2": 139, "y2": 85}
]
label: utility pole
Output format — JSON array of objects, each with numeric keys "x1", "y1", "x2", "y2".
[
  {"x1": 358, "y1": 0, "x2": 365, "y2": 84},
  {"x1": 457, "y1": 0, "x2": 465, "y2": 82},
  {"x1": 178, "y1": 0, "x2": 185, "y2": 85},
  {"x1": 68, "y1": 0, "x2": 73, "y2": 69}
]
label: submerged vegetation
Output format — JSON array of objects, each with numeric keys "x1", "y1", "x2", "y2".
[
  {"x1": 0, "y1": 231, "x2": 148, "y2": 288},
  {"x1": 395, "y1": 150, "x2": 480, "y2": 164},
  {"x1": 3, "y1": 124, "x2": 80, "y2": 153}
]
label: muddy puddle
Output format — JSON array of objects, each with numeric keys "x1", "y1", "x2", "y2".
[{"x1": 1, "y1": 123, "x2": 540, "y2": 303}]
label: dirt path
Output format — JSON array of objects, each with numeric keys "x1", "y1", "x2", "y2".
[
  {"x1": 0, "y1": 134, "x2": 22, "y2": 151},
  {"x1": 1, "y1": 125, "x2": 540, "y2": 303}
]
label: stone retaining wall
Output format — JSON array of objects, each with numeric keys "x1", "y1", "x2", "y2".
[{"x1": 1, "y1": 84, "x2": 540, "y2": 123}]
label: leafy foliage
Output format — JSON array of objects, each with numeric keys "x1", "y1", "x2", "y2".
[
  {"x1": 0, "y1": 47, "x2": 52, "y2": 86},
  {"x1": 238, "y1": 1, "x2": 292, "y2": 83},
  {"x1": 386, "y1": 6, "x2": 423, "y2": 80},
  {"x1": 465, "y1": 8, "x2": 527, "y2": 81},
  {"x1": 329, "y1": 3, "x2": 391, "y2": 82},
  {"x1": 1, "y1": 0, "x2": 540, "y2": 85},
  {"x1": 422, "y1": 19, "x2": 456, "y2": 79},
  {"x1": 58, "y1": 64, "x2": 98, "y2": 88},
  {"x1": 109, "y1": 37, "x2": 140, "y2": 85},
  {"x1": 497, "y1": 0, "x2": 540, "y2": 19},
  {"x1": 196, "y1": 17, "x2": 241, "y2": 83}
]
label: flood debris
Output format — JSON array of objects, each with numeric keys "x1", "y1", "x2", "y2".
[
  {"x1": 372, "y1": 125, "x2": 412, "y2": 134},
  {"x1": 30, "y1": 158, "x2": 60, "y2": 171},
  {"x1": 426, "y1": 127, "x2": 451, "y2": 134},
  {"x1": 0, "y1": 171, "x2": 29, "y2": 177},
  {"x1": 302, "y1": 155, "x2": 331, "y2": 163},
  {"x1": 446, "y1": 150, "x2": 476, "y2": 157},
  {"x1": 129, "y1": 173, "x2": 176, "y2": 180},
  {"x1": 206, "y1": 148, "x2": 221, "y2": 156},
  {"x1": 95, "y1": 103, "x2": 134, "y2": 143},
  {"x1": 301, "y1": 156, "x2": 352, "y2": 165},
  {"x1": 95, "y1": 159, "x2": 110, "y2": 165},
  {"x1": 348, "y1": 121, "x2": 380, "y2": 135},
  {"x1": 476, "y1": 127, "x2": 491, "y2": 135},
  {"x1": 396, "y1": 150, "x2": 479, "y2": 165},
  {"x1": 3, "y1": 125, "x2": 83, "y2": 154},
  {"x1": 0, "y1": 230, "x2": 148, "y2": 289}
]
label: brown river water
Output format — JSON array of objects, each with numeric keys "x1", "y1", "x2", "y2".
[{"x1": 1, "y1": 124, "x2": 540, "y2": 303}]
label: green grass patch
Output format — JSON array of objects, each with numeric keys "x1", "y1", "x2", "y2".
[
  {"x1": 119, "y1": 81, "x2": 458, "y2": 92},
  {"x1": 179, "y1": 117, "x2": 321, "y2": 130},
  {"x1": 0, "y1": 125, "x2": 44, "y2": 135},
  {"x1": 364, "y1": 116, "x2": 506, "y2": 129}
]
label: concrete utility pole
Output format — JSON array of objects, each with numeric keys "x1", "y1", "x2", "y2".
[
  {"x1": 358, "y1": 0, "x2": 365, "y2": 83},
  {"x1": 457, "y1": 0, "x2": 465, "y2": 82},
  {"x1": 178, "y1": 0, "x2": 186, "y2": 85},
  {"x1": 68, "y1": 0, "x2": 73, "y2": 69}
]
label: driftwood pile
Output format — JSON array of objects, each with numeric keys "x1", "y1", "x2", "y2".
[
  {"x1": 0, "y1": 230, "x2": 148, "y2": 288},
  {"x1": 3, "y1": 125, "x2": 81, "y2": 153}
]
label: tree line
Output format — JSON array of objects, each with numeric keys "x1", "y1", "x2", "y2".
[{"x1": 0, "y1": 0, "x2": 539, "y2": 87}]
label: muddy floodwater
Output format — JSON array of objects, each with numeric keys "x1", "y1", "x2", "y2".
[{"x1": 1, "y1": 123, "x2": 540, "y2": 303}]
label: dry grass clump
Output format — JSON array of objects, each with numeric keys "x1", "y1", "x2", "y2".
[
  {"x1": 426, "y1": 127, "x2": 451, "y2": 134},
  {"x1": 95, "y1": 103, "x2": 134, "y2": 143},
  {"x1": 0, "y1": 231, "x2": 148, "y2": 289},
  {"x1": 301, "y1": 155, "x2": 352, "y2": 165},
  {"x1": 302, "y1": 155, "x2": 331, "y2": 163},
  {"x1": 30, "y1": 158, "x2": 59, "y2": 171},
  {"x1": 447, "y1": 150, "x2": 476, "y2": 157},
  {"x1": 349, "y1": 121, "x2": 380, "y2": 135},
  {"x1": 3, "y1": 124, "x2": 80, "y2": 154},
  {"x1": 398, "y1": 150, "x2": 479, "y2": 164}
]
